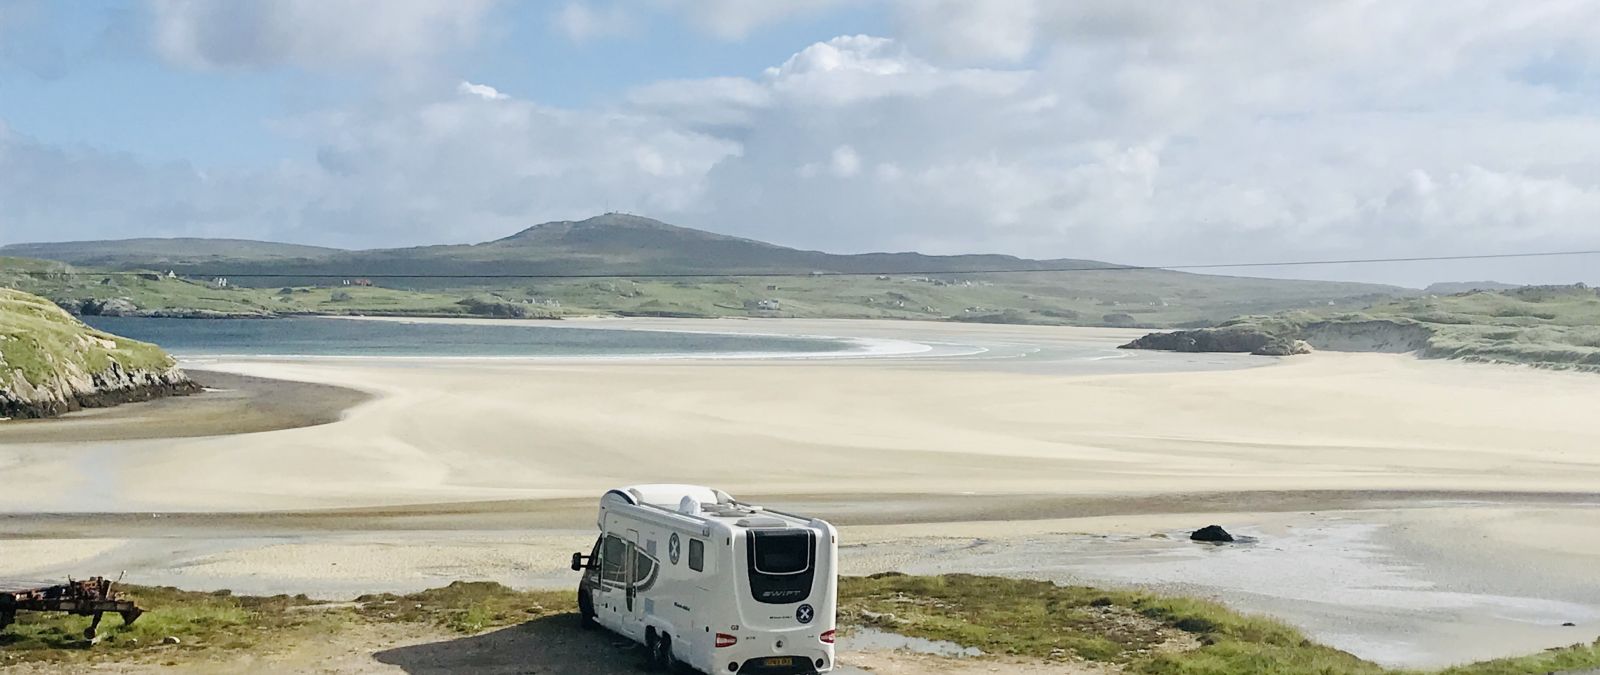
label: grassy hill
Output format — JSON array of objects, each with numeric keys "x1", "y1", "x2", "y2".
[
  {"x1": 1125, "y1": 285, "x2": 1600, "y2": 371},
  {"x1": 1, "y1": 257, "x2": 479, "y2": 319},
  {"x1": 2, "y1": 214, "x2": 1121, "y2": 280},
  {"x1": 0, "y1": 238, "x2": 341, "y2": 268},
  {"x1": 0, "y1": 287, "x2": 197, "y2": 418},
  {"x1": 2, "y1": 214, "x2": 1410, "y2": 326}
]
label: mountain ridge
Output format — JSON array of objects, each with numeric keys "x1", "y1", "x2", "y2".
[{"x1": 0, "y1": 213, "x2": 1120, "y2": 279}]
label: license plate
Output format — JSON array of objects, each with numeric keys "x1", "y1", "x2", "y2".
[{"x1": 763, "y1": 657, "x2": 794, "y2": 667}]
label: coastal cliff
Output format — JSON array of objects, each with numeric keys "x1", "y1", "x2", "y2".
[{"x1": 0, "y1": 288, "x2": 199, "y2": 419}]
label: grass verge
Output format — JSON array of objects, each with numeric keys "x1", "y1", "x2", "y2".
[{"x1": 2, "y1": 575, "x2": 1596, "y2": 674}]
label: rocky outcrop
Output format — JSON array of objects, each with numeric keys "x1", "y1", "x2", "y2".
[
  {"x1": 66, "y1": 297, "x2": 274, "y2": 319},
  {"x1": 1, "y1": 288, "x2": 201, "y2": 419},
  {"x1": 136, "y1": 308, "x2": 272, "y2": 319},
  {"x1": 457, "y1": 297, "x2": 534, "y2": 318},
  {"x1": 1, "y1": 357, "x2": 199, "y2": 419},
  {"x1": 1120, "y1": 326, "x2": 1312, "y2": 356},
  {"x1": 1122, "y1": 318, "x2": 1430, "y2": 358}
]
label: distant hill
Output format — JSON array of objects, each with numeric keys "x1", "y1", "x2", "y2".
[
  {"x1": 2, "y1": 214, "x2": 1110, "y2": 280},
  {"x1": 1423, "y1": 281, "x2": 1522, "y2": 294},
  {"x1": 0, "y1": 238, "x2": 343, "y2": 268},
  {"x1": 2, "y1": 214, "x2": 1410, "y2": 326}
]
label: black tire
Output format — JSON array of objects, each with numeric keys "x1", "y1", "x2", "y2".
[
  {"x1": 651, "y1": 634, "x2": 674, "y2": 671},
  {"x1": 577, "y1": 589, "x2": 597, "y2": 630}
]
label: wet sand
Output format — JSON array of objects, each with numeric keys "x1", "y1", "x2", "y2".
[
  {"x1": 0, "y1": 370, "x2": 370, "y2": 443},
  {"x1": 3, "y1": 319, "x2": 1599, "y2": 667}
]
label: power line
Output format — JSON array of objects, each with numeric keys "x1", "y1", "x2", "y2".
[{"x1": 8, "y1": 248, "x2": 1600, "y2": 280}]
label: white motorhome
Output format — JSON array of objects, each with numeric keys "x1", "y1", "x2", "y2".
[{"x1": 571, "y1": 484, "x2": 838, "y2": 674}]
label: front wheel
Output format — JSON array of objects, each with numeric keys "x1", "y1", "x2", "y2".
[{"x1": 577, "y1": 589, "x2": 597, "y2": 630}]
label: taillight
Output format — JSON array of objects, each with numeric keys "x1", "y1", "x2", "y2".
[
  {"x1": 820, "y1": 630, "x2": 836, "y2": 644},
  {"x1": 715, "y1": 633, "x2": 738, "y2": 648}
]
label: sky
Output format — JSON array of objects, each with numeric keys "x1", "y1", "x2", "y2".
[{"x1": 3, "y1": 1, "x2": 1600, "y2": 287}]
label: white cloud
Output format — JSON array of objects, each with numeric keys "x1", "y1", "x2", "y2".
[
  {"x1": 628, "y1": 77, "x2": 773, "y2": 127},
  {"x1": 149, "y1": 0, "x2": 496, "y2": 70},
  {"x1": 12, "y1": 3, "x2": 1600, "y2": 286},
  {"x1": 895, "y1": 0, "x2": 1037, "y2": 63},
  {"x1": 829, "y1": 145, "x2": 861, "y2": 177},
  {"x1": 664, "y1": 0, "x2": 849, "y2": 40},
  {"x1": 760, "y1": 35, "x2": 1028, "y2": 106},
  {"x1": 553, "y1": 2, "x2": 636, "y2": 42},
  {"x1": 457, "y1": 80, "x2": 507, "y2": 101},
  {"x1": 627, "y1": 24, "x2": 1600, "y2": 283}
]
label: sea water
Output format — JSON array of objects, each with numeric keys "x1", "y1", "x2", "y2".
[{"x1": 81, "y1": 316, "x2": 851, "y2": 359}]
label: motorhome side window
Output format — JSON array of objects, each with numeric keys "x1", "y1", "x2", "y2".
[
  {"x1": 631, "y1": 546, "x2": 658, "y2": 591},
  {"x1": 600, "y1": 534, "x2": 628, "y2": 585},
  {"x1": 688, "y1": 538, "x2": 704, "y2": 572}
]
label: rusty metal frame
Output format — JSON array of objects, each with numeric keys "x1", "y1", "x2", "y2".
[{"x1": 1, "y1": 577, "x2": 144, "y2": 639}]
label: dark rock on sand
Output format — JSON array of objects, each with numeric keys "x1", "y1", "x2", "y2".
[
  {"x1": 1190, "y1": 525, "x2": 1235, "y2": 543},
  {"x1": 1121, "y1": 326, "x2": 1311, "y2": 357}
]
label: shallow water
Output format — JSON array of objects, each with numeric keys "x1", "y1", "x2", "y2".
[
  {"x1": 845, "y1": 510, "x2": 1600, "y2": 668},
  {"x1": 839, "y1": 627, "x2": 983, "y2": 657},
  {"x1": 82, "y1": 316, "x2": 852, "y2": 358}
]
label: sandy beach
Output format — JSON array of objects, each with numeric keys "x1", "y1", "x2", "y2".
[{"x1": 3, "y1": 319, "x2": 1600, "y2": 668}]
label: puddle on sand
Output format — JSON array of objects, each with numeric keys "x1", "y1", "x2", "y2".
[
  {"x1": 839, "y1": 627, "x2": 983, "y2": 658},
  {"x1": 849, "y1": 517, "x2": 1600, "y2": 668}
]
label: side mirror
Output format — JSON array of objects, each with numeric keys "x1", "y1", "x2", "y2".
[{"x1": 571, "y1": 552, "x2": 592, "y2": 571}]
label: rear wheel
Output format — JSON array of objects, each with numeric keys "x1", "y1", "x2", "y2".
[{"x1": 651, "y1": 634, "x2": 675, "y2": 671}]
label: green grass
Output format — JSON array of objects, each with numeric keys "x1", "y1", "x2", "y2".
[
  {"x1": 352, "y1": 581, "x2": 572, "y2": 634},
  {"x1": 1183, "y1": 285, "x2": 1600, "y2": 371},
  {"x1": 5, "y1": 253, "x2": 1404, "y2": 327},
  {"x1": 3, "y1": 576, "x2": 1596, "y2": 673},
  {"x1": 839, "y1": 573, "x2": 1382, "y2": 674},
  {"x1": 0, "y1": 287, "x2": 176, "y2": 388},
  {"x1": 0, "y1": 582, "x2": 570, "y2": 666},
  {"x1": 0, "y1": 586, "x2": 327, "y2": 661}
]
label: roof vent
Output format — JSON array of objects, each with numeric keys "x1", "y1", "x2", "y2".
[
  {"x1": 735, "y1": 516, "x2": 788, "y2": 528},
  {"x1": 678, "y1": 496, "x2": 702, "y2": 515}
]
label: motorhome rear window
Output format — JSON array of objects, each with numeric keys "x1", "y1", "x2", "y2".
[
  {"x1": 751, "y1": 530, "x2": 812, "y2": 574},
  {"x1": 745, "y1": 529, "x2": 816, "y2": 604},
  {"x1": 689, "y1": 539, "x2": 705, "y2": 572}
]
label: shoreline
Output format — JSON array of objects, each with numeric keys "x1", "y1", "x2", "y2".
[{"x1": 0, "y1": 369, "x2": 371, "y2": 443}]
